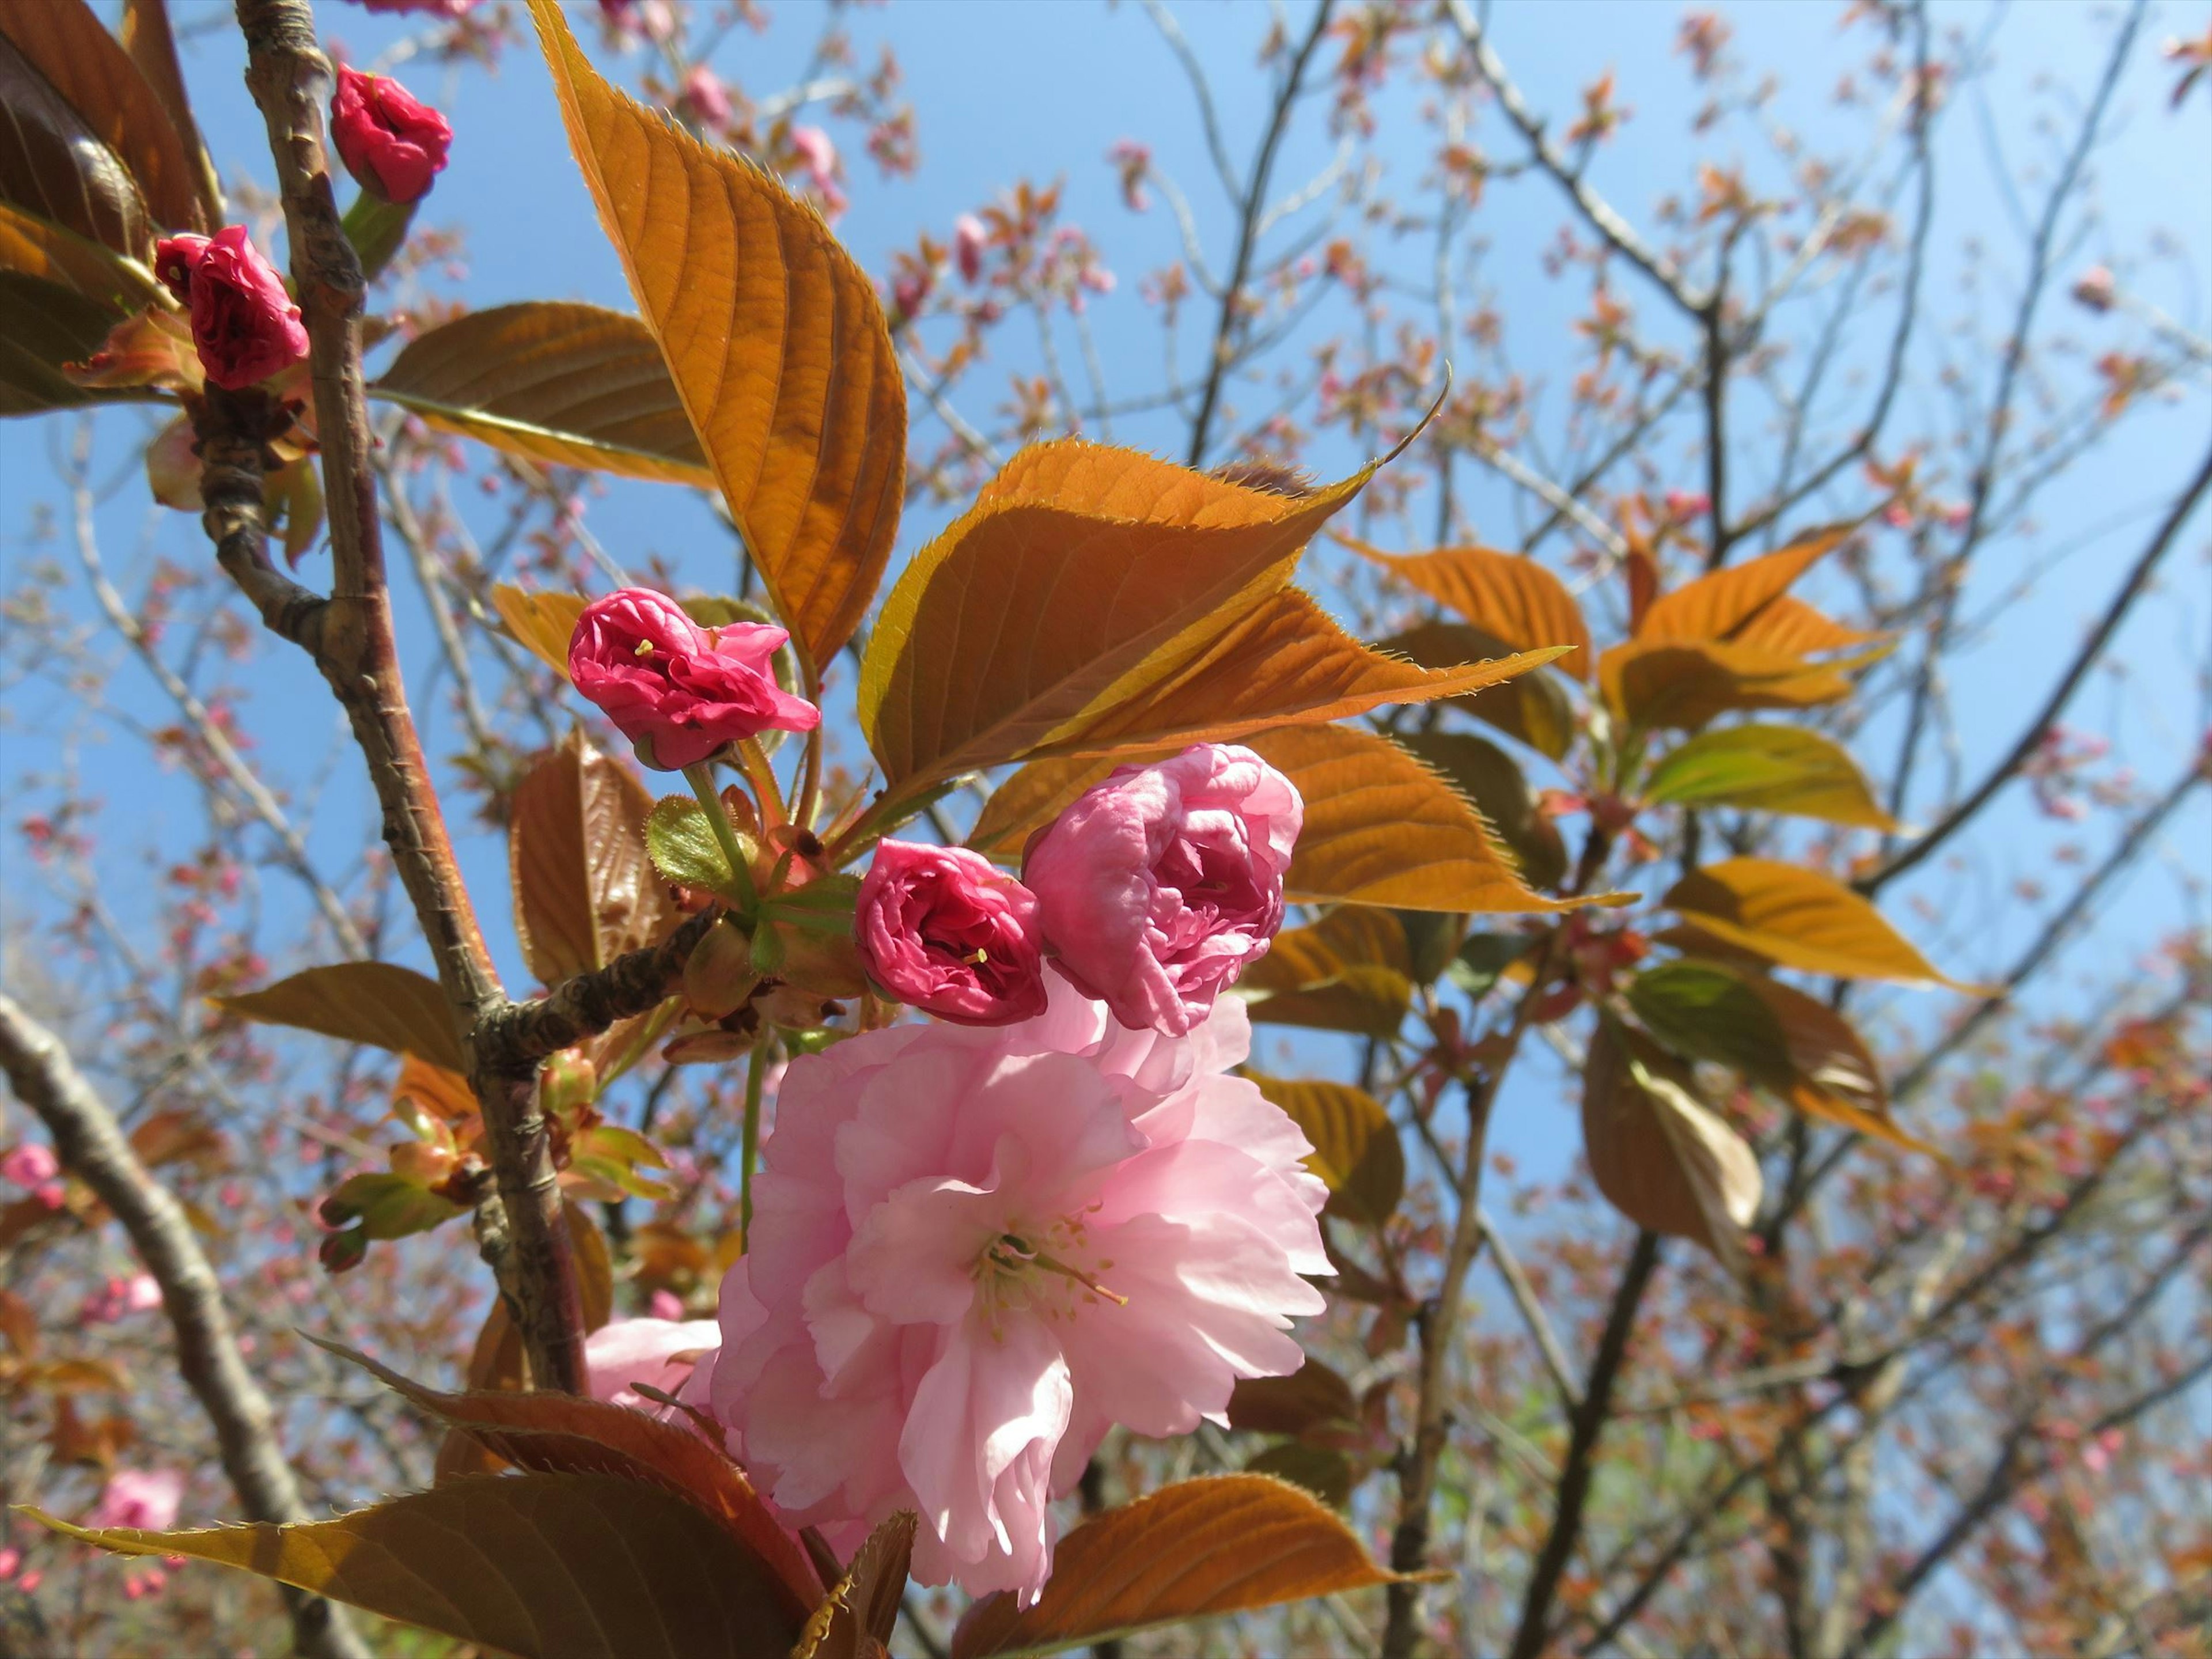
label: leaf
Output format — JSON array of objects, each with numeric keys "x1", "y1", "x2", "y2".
[
  {"x1": 1663, "y1": 857, "x2": 1987, "y2": 991},
  {"x1": 950, "y1": 1475, "x2": 1426, "y2": 1658},
  {"x1": 0, "y1": 0, "x2": 202, "y2": 238},
  {"x1": 1247, "y1": 1074, "x2": 1404, "y2": 1227},
  {"x1": 1643, "y1": 725, "x2": 1895, "y2": 830},
  {"x1": 320, "y1": 1172, "x2": 465, "y2": 1243},
  {"x1": 1238, "y1": 907, "x2": 1413, "y2": 1037},
  {"x1": 1635, "y1": 525, "x2": 1850, "y2": 643},
  {"x1": 510, "y1": 730, "x2": 679, "y2": 986},
  {"x1": 116, "y1": 0, "x2": 219, "y2": 228},
  {"x1": 313, "y1": 1337, "x2": 823, "y2": 1620},
  {"x1": 213, "y1": 963, "x2": 465, "y2": 1073},
  {"x1": 1343, "y1": 535, "x2": 1592, "y2": 678},
  {"x1": 1034, "y1": 585, "x2": 1566, "y2": 760},
  {"x1": 1581, "y1": 1018, "x2": 1760, "y2": 1266},
  {"x1": 0, "y1": 271, "x2": 124, "y2": 415},
  {"x1": 792, "y1": 1512, "x2": 915, "y2": 1659},
  {"x1": 1243, "y1": 1444, "x2": 1353, "y2": 1509},
  {"x1": 0, "y1": 201, "x2": 159, "y2": 309},
  {"x1": 35, "y1": 1471, "x2": 809, "y2": 1659},
  {"x1": 1730, "y1": 594, "x2": 1888, "y2": 660},
  {"x1": 491, "y1": 585, "x2": 586, "y2": 679},
  {"x1": 1599, "y1": 638, "x2": 1854, "y2": 733},
  {"x1": 1228, "y1": 1359, "x2": 1358, "y2": 1438},
  {"x1": 646, "y1": 794, "x2": 753, "y2": 905},
  {"x1": 1380, "y1": 620, "x2": 1577, "y2": 758},
  {"x1": 1397, "y1": 729, "x2": 1568, "y2": 890},
  {"x1": 0, "y1": 38, "x2": 149, "y2": 261},
  {"x1": 532, "y1": 0, "x2": 903, "y2": 669},
  {"x1": 1743, "y1": 975, "x2": 1935, "y2": 1156},
  {"x1": 1626, "y1": 960, "x2": 1797, "y2": 1084},
  {"x1": 1245, "y1": 724, "x2": 1611, "y2": 914},
  {"x1": 861, "y1": 441, "x2": 1373, "y2": 791},
  {"x1": 373, "y1": 302, "x2": 714, "y2": 487}
]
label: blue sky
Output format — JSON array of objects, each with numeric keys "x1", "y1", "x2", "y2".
[{"x1": 3, "y1": 0, "x2": 2207, "y2": 1194}]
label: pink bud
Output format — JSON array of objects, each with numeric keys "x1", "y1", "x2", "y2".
[
  {"x1": 2071, "y1": 265, "x2": 2116, "y2": 312},
  {"x1": 682, "y1": 65, "x2": 732, "y2": 128},
  {"x1": 0, "y1": 1547, "x2": 21, "y2": 1580},
  {"x1": 1, "y1": 1143, "x2": 58, "y2": 1187},
  {"x1": 331, "y1": 67, "x2": 452, "y2": 205},
  {"x1": 855, "y1": 840, "x2": 1050, "y2": 1025},
  {"x1": 954, "y1": 213, "x2": 987, "y2": 283},
  {"x1": 179, "y1": 227, "x2": 307, "y2": 391},
  {"x1": 789, "y1": 124, "x2": 836, "y2": 184}
]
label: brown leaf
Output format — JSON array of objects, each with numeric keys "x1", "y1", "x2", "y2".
[
  {"x1": 36, "y1": 1471, "x2": 809, "y2": 1659},
  {"x1": 1729, "y1": 594, "x2": 1888, "y2": 659},
  {"x1": 1381, "y1": 621, "x2": 1580, "y2": 759},
  {"x1": 950, "y1": 1474, "x2": 1427, "y2": 1658},
  {"x1": 531, "y1": 0, "x2": 904, "y2": 671},
  {"x1": 1243, "y1": 1444, "x2": 1353, "y2": 1509},
  {"x1": 862, "y1": 442, "x2": 1373, "y2": 791},
  {"x1": 1581, "y1": 1019, "x2": 1760, "y2": 1266},
  {"x1": 116, "y1": 0, "x2": 219, "y2": 227},
  {"x1": 1228, "y1": 1358, "x2": 1358, "y2": 1438},
  {"x1": 0, "y1": 201, "x2": 158, "y2": 310},
  {"x1": 373, "y1": 302, "x2": 714, "y2": 487},
  {"x1": 1634, "y1": 524, "x2": 1850, "y2": 643},
  {"x1": 1343, "y1": 535, "x2": 1592, "y2": 679},
  {"x1": 1247, "y1": 1074, "x2": 1404, "y2": 1227},
  {"x1": 212, "y1": 962, "x2": 464, "y2": 1073},
  {"x1": 1663, "y1": 857, "x2": 1989, "y2": 991},
  {"x1": 1744, "y1": 975, "x2": 1937, "y2": 1156},
  {"x1": 793, "y1": 1511, "x2": 915, "y2": 1659},
  {"x1": 1239, "y1": 907, "x2": 1414, "y2": 1037},
  {"x1": 1397, "y1": 729, "x2": 1569, "y2": 890},
  {"x1": 1598, "y1": 638, "x2": 1854, "y2": 732},
  {"x1": 510, "y1": 729, "x2": 678, "y2": 986}
]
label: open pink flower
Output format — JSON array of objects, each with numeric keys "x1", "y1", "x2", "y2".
[
  {"x1": 87, "y1": 1468, "x2": 184, "y2": 1533},
  {"x1": 706, "y1": 978, "x2": 1326, "y2": 1602},
  {"x1": 1024, "y1": 744, "x2": 1301, "y2": 1036},
  {"x1": 585, "y1": 1316, "x2": 722, "y2": 1414},
  {"x1": 568, "y1": 588, "x2": 819, "y2": 770},
  {"x1": 855, "y1": 840, "x2": 1048, "y2": 1025}
]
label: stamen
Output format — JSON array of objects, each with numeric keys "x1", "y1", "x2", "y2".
[
  {"x1": 1031, "y1": 1249, "x2": 1128, "y2": 1306},
  {"x1": 632, "y1": 638, "x2": 656, "y2": 657}
]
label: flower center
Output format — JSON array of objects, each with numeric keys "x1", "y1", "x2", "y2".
[{"x1": 972, "y1": 1213, "x2": 1123, "y2": 1336}]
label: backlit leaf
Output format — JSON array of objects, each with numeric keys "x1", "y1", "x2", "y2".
[
  {"x1": 315, "y1": 1337, "x2": 823, "y2": 1619},
  {"x1": 1663, "y1": 857, "x2": 1987, "y2": 991},
  {"x1": 1581, "y1": 1018, "x2": 1760, "y2": 1266},
  {"x1": 1398, "y1": 729, "x2": 1568, "y2": 890},
  {"x1": 1037, "y1": 585, "x2": 1566, "y2": 759},
  {"x1": 1730, "y1": 594, "x2": 1889, "y2": 660},
  {"x1": 1344, "y1": 535, "x2": 1591, "y2": 679},
  {"x1": 1744, "y1": 974, "x2": 1935, "y2": 1156},
  {"x1": 862, "y1": 441, "x2": 1372, "y2": 791},
  {"x1": 0, "y1": 200, "x2": 158, "y2": 309},
  {"x1": 510, "y1": 729, "x2": 678, "y2": 986},
  {"x1": 1642, "y1": 724, "x2": 1896, "y2": 830},
  {"x1": 793, "y1": 1511, "x2": 914, "y2": 1659},
  {"x1": 1599, "y1": 638, "x2": 1854, "y2": 732},
  {"x1": 213, "y1": 963, "x2": 464, "y2": 1073},
  {"x1": 532, "y1": 0, "x2": 904, "y2": 670},
  {"x1": 36, "y1": 1471, "x2": 808, "y2": 1658},
  {"x1": 0, "y1": 271, "x2": 124, "y2": 415},
  {"x1": 1239, "y1": 907, "x2": 1413, "y2": 1037},
  {"x1": 1626, "y1": 960, "x2": 1796, "y2": 1082},
  {"x1": 949, "y1": 1474, "x2": 1425, "y2": 1658},
  {"x1": 1634, "y1": 525, "x2": 1849, "y2": 643},
  {"x1": 1246, "y1": 724, "x2": 1610, "y2": 914},
  {"x1": 116, "y1": 0, "x2": 219, "y2": 227},
  {"x1": 493, "y1": 585, "x2": 586, "y2": 679},
  {"x1": 1244, "y1": 1444, "x2": 1353, "y2": 1509},
  {"x1": 1380, "y1": 619, "x2": 1577, "y2": 758},
  {"x1": 373, "y1": 302, "x2": 714, "y2": 487},
  {"x1": 1247, "y1": 1074, "x2": 1404, "y2": 1226}
]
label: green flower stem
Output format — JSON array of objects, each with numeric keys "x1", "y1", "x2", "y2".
[
  {"x1": 740, "y1": 1035, "x2": 768, "y2": 1252},
  {"x1": 681, "y1": 762, "x2": 757, "y2": 912}
]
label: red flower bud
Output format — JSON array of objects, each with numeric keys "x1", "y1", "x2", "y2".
[
  {"x1": 332, "y1": 67, "x2": 453, "y2": 204},
  {"x1": 179, "y1": 226, "x2": 308, "y2": 391}
]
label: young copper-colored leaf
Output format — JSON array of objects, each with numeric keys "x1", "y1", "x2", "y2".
[
  {"x1": 1343, "y1": 535, "x2": 1592, "y2": 679},
  {"x1": 1244, "y1": 1444, "x2": 1354, "y2": 1509},
  {"x1": 1228, "y1": 1359, "x2": 1359, "y2": 1438},
  {"x1": 793, "y1": 1511, "x2": 915, "y2": 1659},
  {"x1": 212, "y1": 963, "x2": 464, "y2": 1073},
  {"x1": 968, "y1": 753, "x2": 1124, "y2": 855},
  {"x1": 0, "y1": 201, "x2": 159, "y2": 310},
  {"x1": 1039, "y1": 585, "x2": 1567, "y2": 760},
  {"x1": 1247, "y1": 1074, "x2": 1404, "y2": 1226},
  {"x1": 1745, "y1": 975, "x2": 1937, "y2": 1156},
  {"x1": 491, "y1": 584, "x2": 586, "y2": 679},
  {"x1": 36, "y1": 1472, "x2": 808, "y2": 1659},
  {"x1": 1634, "y1": 524, "x2": 1850, "y2": 643},
  {"x1": 1598, "y1": 638, "x2": 1854, "y2": 732},
  {"x1": 531, "y1": 0, "x2": 903, "y2": 669},
  {"x1": 1398, "y1": 729, "x2": 1569, "y2": 890},
  {"x1": 312, "y1": 1336, "x2": 824, "y2": 1619},
  {"x1": 1581, "y1": 1019, "x2": 1760, "y2": 1267},
  {"x1": 1382, "y1": 620, "x2": 1579, "y2": 759},
  {"x1": 1642, "y1": 724, "x2": 1897, "y2": 830},
  {"x1": 1731, "y1": 594, "x2": 1889, "y2": 660},
  {"x1": 950, "y1": 1474, "x2": 1427, "y2": 1658},
  {"x1": 0, "y1": 0, "x2": 202, "y2": 239},
  {"x1": 373, "y1": 302, "x2": 714, "y2": 487},
  {"x1": 0, "y1": 38, "x2": 150, "y2": 259},
  {"x1": 1246, "y1": 724, "x2": 1613, "y2": 914},
  {"x1": 0, "y1": 272, "x2": 136, "y2": 416},
  {"x1": 510, "y1": 729, "x2": 678, "y2": 986},
  {"x1": 1239, "y1": 907, "x2": 1414, "y2": 1037},
  {"x1": 1663, "y1": 857, "x2": 1988, "y2": 991},
  {"x1": 117, "y1": 0, "x2": 219, "y2": 228},
  {"x1": 862, "y1": 442, "x2": 1373, "y2": 791}
]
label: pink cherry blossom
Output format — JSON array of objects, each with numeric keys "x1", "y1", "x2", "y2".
[
  {"x1": 954, "y1": 213, "x2": 988, "y2": 283},
  {"x1": 1, "y1": 1142, "x2": 58, "y2": 1187},
  {"x1": 1024, "y1": 743, "x2": 1301, "y2": 1036},
  {"x1": 855, "y1": 839, "x2": 1049, "y2": 1025},
  {"x1": 584, "y1": 1316, "x2": 722, "y2": 1414},
  {"x1": 706, "y1": 978, "x2": 1326, "y2": 1602},
  {"x1": 87, "y1": 1468, "x2": 185, "y2": 1533}
]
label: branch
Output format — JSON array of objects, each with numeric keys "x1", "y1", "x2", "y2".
[
  {"x1": 478, "y1": 907, "x2": 719, "y2": 1073},
  {"x1": 0, "y1": 994, "x2": 370, "y2": 1659}
]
